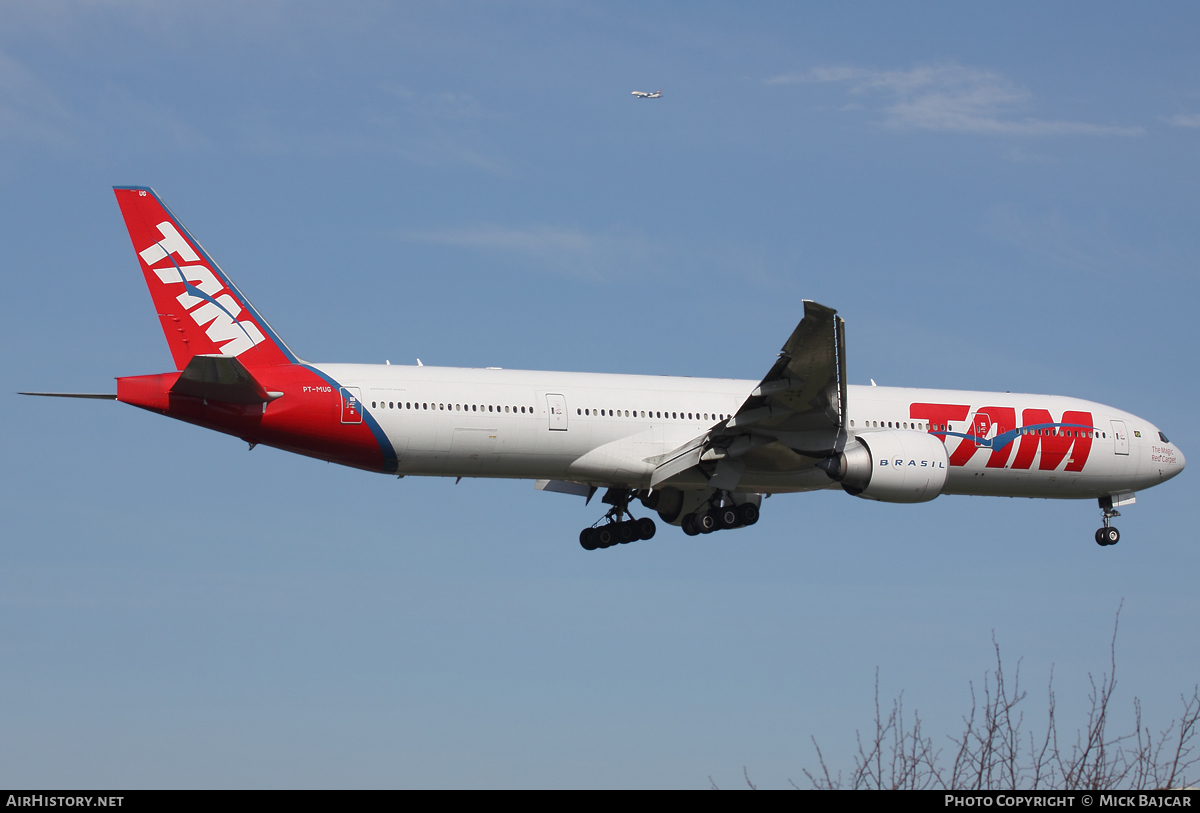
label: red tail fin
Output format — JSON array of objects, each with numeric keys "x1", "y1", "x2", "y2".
[{"x1": 113, "y1": 186, "x2": 297, "y2": 370}]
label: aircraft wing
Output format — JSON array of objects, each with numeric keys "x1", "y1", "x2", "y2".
[{"x1": 650, "y1": 300, "x2": 847, "y2": 490}]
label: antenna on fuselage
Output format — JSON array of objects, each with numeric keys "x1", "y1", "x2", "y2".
[{"x1": 417, "y1": 359, "x2": 423, "y2": 366}]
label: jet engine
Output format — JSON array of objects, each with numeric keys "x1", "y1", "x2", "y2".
[{"x1": 819, "y1": 430, "x2": 949, "y2": 503}]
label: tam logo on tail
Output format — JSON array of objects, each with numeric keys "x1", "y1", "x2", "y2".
[
  {"x1": 140, "y1": 220, "x2": 266, "y2": 358},
  {"x1": 114, "y1": 186, "x2": 295, "y2": 370}
]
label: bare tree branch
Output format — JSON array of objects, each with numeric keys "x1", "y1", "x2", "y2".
[{"x1": 801, "y1": 604, "x2": 1200, "y2": 790}]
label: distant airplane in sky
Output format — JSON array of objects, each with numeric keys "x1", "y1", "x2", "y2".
[
  {"x1": 20, "y1": 188, "x2": 1185, "y2": 551},
  {"x1": 631, "y1": 90, "x2": 662, "y2": 99}
]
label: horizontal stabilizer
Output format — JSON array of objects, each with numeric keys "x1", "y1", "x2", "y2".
[
  {"x1": 18, "y1": 392, "x2": 117, "y2": 399},
  {"x1": 169, "y1": 354, "x2": 281, "y2": 404}
]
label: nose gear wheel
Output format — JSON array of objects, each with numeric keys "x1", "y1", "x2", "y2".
[{"x1": 1095, "y1": 497, "x2": 1121, "y2": 546}]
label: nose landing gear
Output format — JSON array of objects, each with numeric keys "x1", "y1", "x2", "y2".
[
  {"x1": 579, "y1": 488, "x2": 657, "y2": 551},
  {"x1": 1095, "y1": 496, "x2": 1121, "y2": 546}
]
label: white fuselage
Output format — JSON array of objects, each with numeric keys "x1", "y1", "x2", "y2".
[{"x1": 315, "y1": 363, "x2": 1185, "y2": 500}]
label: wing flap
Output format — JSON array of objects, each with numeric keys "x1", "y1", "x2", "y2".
[
  {"x1": 650, "y1": 434, "x2": 709, "y2": 488},
  {"x1": 535, "y1": 479, "x2": 596, "y2": 499}
]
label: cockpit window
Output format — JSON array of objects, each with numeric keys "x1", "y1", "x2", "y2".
[{"x1": 1159, "y1": 431, "x2": 1170, "y2": 443}]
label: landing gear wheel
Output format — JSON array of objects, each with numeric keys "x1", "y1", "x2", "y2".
[
  {"x1": 681, "y1": 513, "x2": 700, "y2": 536},
  {"x1": 616, "y1": 521, "x2": 636, "y2": 544},
  {"x1": 580, "y1": 528, "x2": 599, "y2": 551},
  {"x1": 1099, "y1": 526, "x2": 1120, "y2": 546},
  {"x1": 737, "y1": 503, "x2": 759, "y2": 526},
  {"x1": 595, "y1": 526, "x2": 615, "y2": 548},
  {"x1": 636, "y1": 517, "x2": 657, "y2": 540},
  {"x1": 698, "y1": 510, "x2": 718, "y2": 534},
  {"x1": 716, "y1": 506, "x2": 740, "y2": 530}
]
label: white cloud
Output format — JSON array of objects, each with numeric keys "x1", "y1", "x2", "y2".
[
  {"x1": 1164, "y1": 113, "x2": 1200, "y2": 129},
  {"x1": 397, "y1": 224, "x2": 665, "y2": 281},
  {"x1": 984, "y1": 203, "x2": 1174, "y2": 279},
  {"x1": 406, "y1": 224, "x2": 595, "y2": 254},
  {"x1": 96, "y1": 84, "x2": 210, "y2": 151},
  {"x1": 767, "y1": 64, "x2": 1142, "y2": 137},
  {"x1": 0, "y1": 49, "x2": 73, "y2": 146}
]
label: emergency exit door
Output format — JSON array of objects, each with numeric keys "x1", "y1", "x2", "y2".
[
  {"x1": 1111, "y1": 420, "x2": 1128, "y2": 455},
  {"x1": 546, "y1": 393, "x2": 568, "y2": 431}
]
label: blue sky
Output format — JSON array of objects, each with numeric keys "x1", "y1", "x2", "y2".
[{"x1": 1, "y1": 2, "x2": 1198, "y2": 788}]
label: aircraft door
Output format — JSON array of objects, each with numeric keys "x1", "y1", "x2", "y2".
[
  {"x1": 969, "y1": 412, "x2": 995, "y2": 448},
  {"x1": 340, "y1": 387, "x2": 363, "y2": 424},
  {"x1": 1111, "y1": 420, "x2": 1129, "y2": 455},
  {"x1": 546, "y1": 393, "x2": 568, "y2": 431}
]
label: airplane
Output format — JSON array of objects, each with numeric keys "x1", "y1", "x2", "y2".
[
  {"x1": 20, "y1": 187, "x2": 1185, "y2": 551},
  {"x1": 631, "y1": 90, "x2": 662, "y2": 99}
]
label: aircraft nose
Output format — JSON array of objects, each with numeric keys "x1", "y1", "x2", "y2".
[{"x1": 1159, "y1": 436, "x2": 1185, "y2": 481}]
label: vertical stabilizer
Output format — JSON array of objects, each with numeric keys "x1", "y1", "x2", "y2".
[{"x1": 113, "y1": 186, "x2": 297, "y2": 370}]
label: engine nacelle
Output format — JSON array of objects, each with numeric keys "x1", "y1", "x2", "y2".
[{"x1": 821, "y1": 430, "x2": 949, "y2": 503}]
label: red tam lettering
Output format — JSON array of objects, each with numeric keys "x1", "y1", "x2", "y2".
[{"x1": 1012, "y1": 409, "x2": 1095, "y2": 471}]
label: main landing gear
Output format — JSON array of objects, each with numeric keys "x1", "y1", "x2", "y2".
[
  {"x1": 680, "y1": 493, "x2": 759, "y2": 537},
  {"x1": 579, "y1": 488, "x2": 657, "y2": 551},
  {"x1": 1095, "y1": 496, "x2": 1121, "y2": 547}
]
